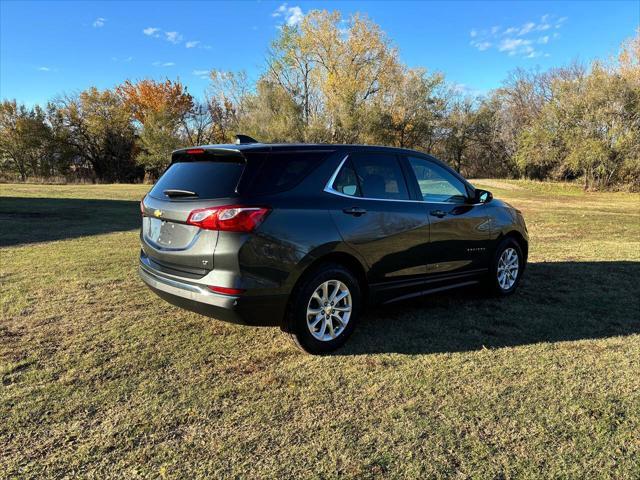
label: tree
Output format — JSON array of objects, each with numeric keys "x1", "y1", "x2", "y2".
[
  {"x1": 0, "y1": 100, "x2": 53, "y2": 180},
  {"x1": 239, "y1": 79, "x2": 305, "y2": 142},
  {"x1": 55, "y1": 88, "x2": 138, "y2": 182},
  {"x1": 440, "y1": 96, "x2": 476, "y2": 173},
  {"x1": 266, "y1": 25, "x2": 315, "y2": 128},
  {"x1": 116, "y1": 79, "x2": 194, "y2": 178},
  {"x1": 117, "y1": 79, "x2": 193, "y2": 124},
  {"x1": 136, "y1": 109, "x2": 185, "y2": 179},
  {"x1": 299, "y1": 11, "x2": 402, "y2": 142},
  {"x1": 466, "y1": 97, "x2": 517, "y2": 178},
  {"x1": 515, "y1": 35, "x2": 640, "y2": 189},
  {"x1": 208, "y1": 69, "x2": 251, "y2": 130},
  {"x1": 367, "y1": 68, "x2": 446, "y2": 149}
]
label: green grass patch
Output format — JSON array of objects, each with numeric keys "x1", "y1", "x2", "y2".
[{"x1": 1, "y1": 181, "x2": 639, "y2": 478}]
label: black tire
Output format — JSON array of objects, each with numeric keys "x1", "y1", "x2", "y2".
[
  {"x1": 286, "y1": 263, "x2": 361, "y2": 354},
  {"x1": 487, "y1": 237, "x2": 524, "y2": 296}
]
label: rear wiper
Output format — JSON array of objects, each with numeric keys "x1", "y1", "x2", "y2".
[{"x1": 163, "y1": 189, "x2": 199, "y2": 198}]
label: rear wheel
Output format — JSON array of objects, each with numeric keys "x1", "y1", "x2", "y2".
[
  {"x1": 287, "y1": 264, "x2": 361, "y2": 354},
  {"x1": 488, "y1": 238, "x2": 524, "y2": 296}
]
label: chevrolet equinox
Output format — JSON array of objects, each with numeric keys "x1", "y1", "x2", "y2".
[{"x1": 139, "y1": 138, "x2": 528, "y2": 353}]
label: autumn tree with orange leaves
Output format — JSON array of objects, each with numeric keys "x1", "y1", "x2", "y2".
[
  {"x1": 115, "y1": 79, "x2": 194, "y2": 177},
  {"x1": 117, "y1": 79, "x2": 193, "y2": 124}
]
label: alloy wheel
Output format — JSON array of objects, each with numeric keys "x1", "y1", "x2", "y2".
[
  {"x1": 306, "y1": 280, "x2": 352, "y2": 341},
  {"x1": 497, "y1": 247, "x2": 519, "y2": 290}
]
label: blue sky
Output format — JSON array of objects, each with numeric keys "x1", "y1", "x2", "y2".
[{"x1": 1, "y1": 1, "x2": 638, "y2": 105}]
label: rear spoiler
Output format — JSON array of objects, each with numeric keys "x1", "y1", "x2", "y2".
[{"x1": 171, "y1": 147, "x2": 246, "y2": 164}]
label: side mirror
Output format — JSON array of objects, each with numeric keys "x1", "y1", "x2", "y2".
[{"x1": 474, "y1": 189, "x2": 493, "y2": 204}]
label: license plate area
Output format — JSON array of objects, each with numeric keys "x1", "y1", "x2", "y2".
[{"x1": 145, "y1": 217, "x2": 197, "y2": 249}]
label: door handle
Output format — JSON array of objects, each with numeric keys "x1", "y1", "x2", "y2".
[
  {"x1": 430, "y1": 209, "x2": 447, "y2": 218},
  {"x1": 343, "y1": 207, "x2": 367, "y2": 216}
]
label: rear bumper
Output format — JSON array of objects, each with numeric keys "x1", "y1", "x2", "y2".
[{"x1": 138, "y1": 263, "x2": 287, "y2": 327}]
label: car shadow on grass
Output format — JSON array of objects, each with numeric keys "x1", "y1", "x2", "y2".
[
  {"x1": 339, "y1": 261, "x2": 640, "y2": 355},
  {"x1": 0, "y1": 197, "x2": 141, "y2": 247}
]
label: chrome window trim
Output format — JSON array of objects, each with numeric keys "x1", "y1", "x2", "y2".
[{"x1": 323, "y1": 154, "x2": 480, "y2": 206}]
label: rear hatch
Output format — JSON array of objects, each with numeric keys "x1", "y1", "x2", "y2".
[{"x1": 141, "y1": 149, "x2": 246, "y2": 277}]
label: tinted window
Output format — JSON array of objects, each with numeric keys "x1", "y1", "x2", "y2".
[
  {"x1": 350, "y1": 153, "x2": 409, "y2": 200},
  {"x1": 149, "y1": 160, "x2": 244, "y2": 200},
  {"x1": 332, "y1": 159, "x2": 361, "y2": 197},
  {"x1": 407, "y1": 156, "x2": 468, "y2": 204},
  {"x1": 243, "y1": 151, "x2": 330, "y2": 195}
]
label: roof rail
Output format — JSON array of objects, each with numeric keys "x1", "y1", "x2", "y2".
[{"x1": 235, "y1": 134, "x2": 259, "y2": 145}]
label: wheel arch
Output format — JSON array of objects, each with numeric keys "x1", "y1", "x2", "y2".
[
  {"x1": 281, "y1": 251, "x2": 369, "y2": 332},
  {"x1": 294, "y1": 251, "x2": 368, "y2": 297},
  {"x1": 502, "y1": 230, "x2": 528, "y2": 262}
]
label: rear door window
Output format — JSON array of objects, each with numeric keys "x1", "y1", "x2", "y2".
[
  {"x1": 349, "y1": 152, "x2": 409, "y2": 200},
  {"x1": 241, "y1": 151, "x2": 331, "y2": 195},
  {"x1": 149, "y1": 160, "x2": 245, "y2": 200}
]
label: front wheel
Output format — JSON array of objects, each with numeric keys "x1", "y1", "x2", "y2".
[
  {"x1": 488, "y1": 238, "x2": 524, "y2": 296},
  {"x1": 287, "y1": 264, "x2": 361, "y2": 354}
]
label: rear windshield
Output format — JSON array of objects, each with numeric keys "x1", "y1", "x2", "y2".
[
  {"x1": 149, "y1": 160, "x2": 244, "y2": 200},
  {"x1": 240, "y1": 150, "x2": 332, "y2": 195}
]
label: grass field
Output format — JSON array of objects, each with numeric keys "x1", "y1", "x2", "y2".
[{"x1": 1, "y1": 180, "x2": 639, "y2": 479}]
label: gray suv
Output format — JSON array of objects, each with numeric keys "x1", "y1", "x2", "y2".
[{"x1": 139, "y1": 139, "x2": 528, "y2": 353}]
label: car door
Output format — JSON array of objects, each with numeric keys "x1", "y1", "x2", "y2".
[
  {"x1": 402, "y1": 155, "x2": 492, "y2": 278},
  {"x1": 327, "y1": 151, "x2": 431, "y2": 301}
]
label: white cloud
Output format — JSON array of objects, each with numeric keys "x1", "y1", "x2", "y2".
[
  {"x1": 470, "y1": 40, "x2": 492, "y2": 51},
  {"x1": 272, "y1": 4, "x2": 286, "y2": 17},
  {"x1": 469, "y1": 14, "x2": 566, "y2": 58},
  {"x1": 152, "y1": 61, "x2": 175, "y2": 67},
  {"x1": 143, "y1": 27, "x2": 160, "y2": 37},
  {"x1": 518, "y1": 22, "x2": 536, "y2": 36},
  {"x1": 452, "y1": 83, "x2": 482, "y2": 97},
  {"x1": 92, "y1": 17, "x2": 106, "y2": 28},
  {"x1": 499, "y1": 38, "x2": 535, "y2": 56},
  {"x1": 185, "y1": 40, "x2": 200, "y2": 48},
  {"x1": 165, "y1": 31, "x2": 183, "y2": 44},
  {"x1": 272, "y1": 4, "x2": 304, "y2": 27},
  {"x1": 286, "y1": 6, "x2": 303, "y2": 26},
  {"x1": 37, "y1": 66, "x2": 51, "y2": 71},
  {"x1": 192, "y1": 69, "x2": 210, "y2": 79}
]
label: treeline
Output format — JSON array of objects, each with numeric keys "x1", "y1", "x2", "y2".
[{"x1": 1, "y1": 11, "x2": 638, "y2": 190}]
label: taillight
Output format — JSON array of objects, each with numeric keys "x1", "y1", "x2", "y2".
[
  {"x1": 186, "y1": 148, "x2": 205, "y2": 155},
  {"x1": 140, "y1": 196, "x2": 145, "y2": 216},
  {"x1": 208, "y1": 285, "x2": 245, "y2": 295},
  {"x1": 186, "y1": 205, "x2": 270, "y2": 232}
]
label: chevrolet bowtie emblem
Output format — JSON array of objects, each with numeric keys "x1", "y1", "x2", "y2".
[{"x1": 153, "y1": 209, "x2": 163, "y2": 218}]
